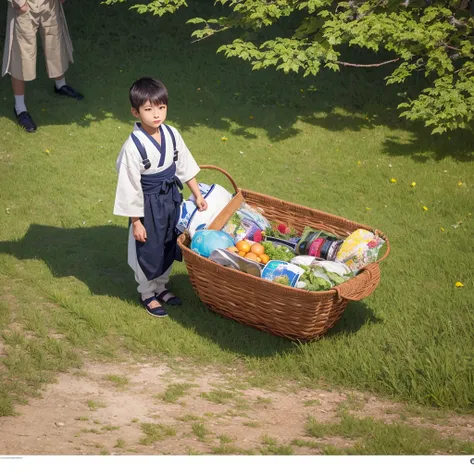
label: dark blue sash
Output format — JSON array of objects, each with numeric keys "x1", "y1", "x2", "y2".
[{"x1": 135, "y1": 163, "x2": 183, "y2": 280}]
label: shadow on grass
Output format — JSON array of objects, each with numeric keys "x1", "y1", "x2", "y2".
[
  {"x1": 0, "y1": 0, "x2": 472, "y2": 161},
  {"x1": 168, "y1": 274, "x2": 382, "y2": 354},
  {"x1": 0, "y1": 224, "x2": 132, "y2": 301},
  {"x1": 0, "y1": 224, "x2": 381, "y2": 356}
]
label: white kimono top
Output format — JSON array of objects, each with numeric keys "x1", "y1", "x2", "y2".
[{"x1": 113, "y1": 123, "x2": 200, "y2": 218}]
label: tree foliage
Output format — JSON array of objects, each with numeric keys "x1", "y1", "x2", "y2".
[{"x1": 104, "y1": 0, "x2": 474, "y2": 134}]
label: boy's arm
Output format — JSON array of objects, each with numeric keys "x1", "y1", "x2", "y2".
[
  {"x1": 186, "y1": 177, "x2": 208, "y2": 211},
  {"x1": 172, "y1": 127, "x2": 201, "y2": 184},
  {"x1": 10, "y1": 1, "x2": 28, "y2": 10},
  {"x1": 130, "y1": 217, "x2": 147, "y2": 243}
]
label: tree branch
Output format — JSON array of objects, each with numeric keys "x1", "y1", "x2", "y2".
[
  {"x1": 191, "y1": 27, "x2": 230, "y2": 44},
  {"x1": 334, "y1": 58, "x2": 400, "y2": 68},
  {"x1": 442, "y1": 43, "x2": 461, "y2": 51}
]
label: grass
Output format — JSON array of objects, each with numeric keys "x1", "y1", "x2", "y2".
[
  {"x1": 305, "y1": 413, "x2": 474, "y2": 454},
  {"x1": 191, "y1": 421, "x2": 211, "y2": 442},
  {"x1": 201, "y1": 389, "x2": 237, "y2": 404},
  {"x1": 101, "y1": 425, "x2": 119, "y2": 431},
  {"x1": 87, "y1": 400, "x2": 106, "y2": 411},
  {"x1": 337, "y1": 393, "x2": 366, "y2": 412},
  {"x1": 0, "y1": 0, "x2": 473, "y2": 426},
  {"x1": 177, "y1": 414, "x2": 202, "y2": 422},
  {"x1": 114, "y1": 438, "x2": 126, "y2": 449},
  {"x1": 157, "y1": 383, "x2": 195, "y2": 403},
  {"x1": 139, "y1": 423, "x2": 177, "y2": 445},
  {"x1": 211, "y1": 444, "x2": 254, "y2": 455},
  {"x1": 291, "y1": 439, "x2": 322, "y2": 450},
  {"x1": 81, "y1": 428, "x2": 100, "y2": 434},
  {"x1": 255, "y1": 396, "x2": 272, "y2": 405},
  {"x1": 217, "y1": 435, "x2": 233, "y2": 444},
  {"x1": 303, "y1": 399, "x2": 321, "y2": 407},
  {"x1": 105, "y1": 374, "x2": 129, "y2": 388},
  {"x1": 243, "y1": 421, "x2": 261, "y2": 428},
  {"x1": 260, "y1": 435, "x2": 294, "y2": 455}
]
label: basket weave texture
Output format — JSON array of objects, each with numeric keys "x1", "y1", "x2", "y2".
[{"x1": 177, "y1": 166, "x2": 390, "y2": 341}]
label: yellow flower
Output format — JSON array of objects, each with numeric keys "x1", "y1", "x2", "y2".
[
  {"x1": 390, "y1": 178, "x2": 397, "y2": 183},
  {"x1": 455, "y1": 282, "x2": 464, "y2": 288},
  {"x1": 249, "y1": 116, "x2": 254, "y2": 120},
  {"x1": 357, "y1": 161, "x2": 361, "y2": 165},
  {"x1": 422, "y1": 206, "x2": 428, "y2": 211},
  {"x1": 221, "y1": 137, "x2": 228, "y2": 141},
  {"x1": 458, "y1": 181, "x2": 462, "y2": 186},
  {"x1": 45, "y1": 149, "x2": 50, "y2": 154},
  {"x1": 411, "y1": 182, "x2": 416, "y2": 187},
  {"x1": 440, "y1": 227, "x2": 445, "y2": 232},
  {"x1": 365, "y1": 207, "x2": 371, "y2": 211}
]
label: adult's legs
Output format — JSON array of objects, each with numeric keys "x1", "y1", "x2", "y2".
[
  {"x1": 9, "y1": 2, "x2": 38, "y2": 131},
  {"x1": 12, "y1": 76, "x2": 27, "y2": 114},
  {"x1": 40, "y1": 2, "x2": 83, "y2": 99},
  {"x1": 11, "y1": 76, "x2": 25, "y2": 95}
]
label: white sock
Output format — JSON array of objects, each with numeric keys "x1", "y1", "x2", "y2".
[
  {"x1": 55, "y1": 78, "x2": 67, "y2": 89},
  {"x1": 14, "y1": 95, "x2": 27, "y2": 115}
]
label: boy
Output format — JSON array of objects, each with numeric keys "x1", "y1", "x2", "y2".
[
  {"x1": 2, "y1": 0, "x2": 84, "y2": 133},
  {"x1": 113, "y1": 77, "x2": 207, "y2": 318}
]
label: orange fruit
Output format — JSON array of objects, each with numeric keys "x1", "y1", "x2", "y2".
[
  {"x1": 238, "y1": 251, "x2": 247, "y2": 257},
  {"x1": 244, "y1": 252, "x2": 259, "y2": 262},
  {"x1": 236, "y1": 240, "x2": 251, "y2": 253},
  {"x1": 260, "y1": 254, "x2": 270, "y2": 264},
  {"x1": 227, "y1": 246, "x2": 238, "y2": 253},
  {"x1": 256, "y1": 257, "x2": 261, "y2": 263},
  {"x1": 250, "y1": 243, "x2": 265, "y2": 256}
]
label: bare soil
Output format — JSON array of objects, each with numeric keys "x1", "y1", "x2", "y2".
[{"x1": 0, "y1": 360, "x2": 473, "y2": 455}]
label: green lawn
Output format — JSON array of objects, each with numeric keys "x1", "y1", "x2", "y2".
[{"x1": 0, "y1": 0, "x2": 473, "y2": 417}]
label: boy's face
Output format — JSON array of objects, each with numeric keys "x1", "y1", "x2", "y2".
[{"x1": 131, "y1": 100, "x2": 167, "y2": 130}]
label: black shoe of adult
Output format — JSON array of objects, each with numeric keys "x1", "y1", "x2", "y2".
[
  {"x1": 14, "y1": 109, "x2": 37, "y2": 133},
  {"x1": 54, "y1": 85, "x2": 84, "y2": 100}
]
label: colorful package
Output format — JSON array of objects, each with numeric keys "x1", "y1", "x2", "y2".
[
  {"x1": 335, "y1": 229, "x2": 385, "y2": 272},
  {"x1": 295, "y1": 227, "x2": 344, "y2": 261},
  {"x1": 222, "y1": 203, "x2": 270, "y2": 242},
  {"x1": 190, "y1": 230, "x2": 235, "y2": 258},
  {"x1": 177, "y1": 183, "x2": 233, "y2": 237},
  {"x1": 261, "y1": 260, "x2": 305, "y2": 287}
]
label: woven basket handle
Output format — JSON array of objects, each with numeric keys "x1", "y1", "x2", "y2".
[
  {"x1": 374, "y1": 229, "x2": 390, "y2": 263},
  {"x1": 199, "y1": 165, "x2": 239, "y2": 194},
  {"x1": 334, "y1": 263, "x2": 381, "y2": 301}
]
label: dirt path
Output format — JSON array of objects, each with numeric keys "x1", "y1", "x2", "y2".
[{"x1": 0, "y1": 360, "x2": 473, "y2": 455}]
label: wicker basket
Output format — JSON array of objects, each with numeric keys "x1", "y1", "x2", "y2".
[{"x1": 177, "y1": 165, "x2": 390, "y2": 341}]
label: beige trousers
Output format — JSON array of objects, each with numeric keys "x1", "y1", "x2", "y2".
[{"x1": 4, "y1": 0, "x2": 72, "y2": 81}]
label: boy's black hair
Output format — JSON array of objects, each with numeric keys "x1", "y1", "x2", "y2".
[{"x1": 129, "y1": 77, "x2": 168, "y2": 110}]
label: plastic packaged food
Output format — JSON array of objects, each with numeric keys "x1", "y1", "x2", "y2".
[
  {"x1": 295, "y1": 227, "x2": 344, "y2": 261},
  {"x1": 335, "y1": 229, "x2": 385, "y2": 272}
]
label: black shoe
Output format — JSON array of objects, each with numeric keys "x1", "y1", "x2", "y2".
[
  {"x1": 14, "y1": 109, "x2": 37, "y2": 133},
  {"x1": 54, "y1": 84, "x2": 84, "y2": 100}
]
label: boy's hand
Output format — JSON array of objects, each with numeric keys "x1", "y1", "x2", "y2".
[
  {"x1": 195, "y1": 195, "x2": 208, "y2": 212},
  {"x1": 132, "y1": 220, "x2": 147, "y2": 243},
  {"x1": 15, "y1": 2, "x2": 29, "y2": 14}
]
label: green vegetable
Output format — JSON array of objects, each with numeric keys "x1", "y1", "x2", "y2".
[
  {"x1": 262, "y1": 241, "x2": 295, "y2": 263},
  {"x1": 325, "y1": 272, "x2": 347, "y2": 285},
  {"x1": 273, "y1": 275, "x2": 290, "y2": 286},
  {"x1": 264, "y1": 221, "x2": 300, "y2": 240},
  {"x1": 299, "y1": 266, "x2": 338, "y2": 292},
  {"x1": 228, "y1": 213, "x2": 241, "y2": 227}
]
